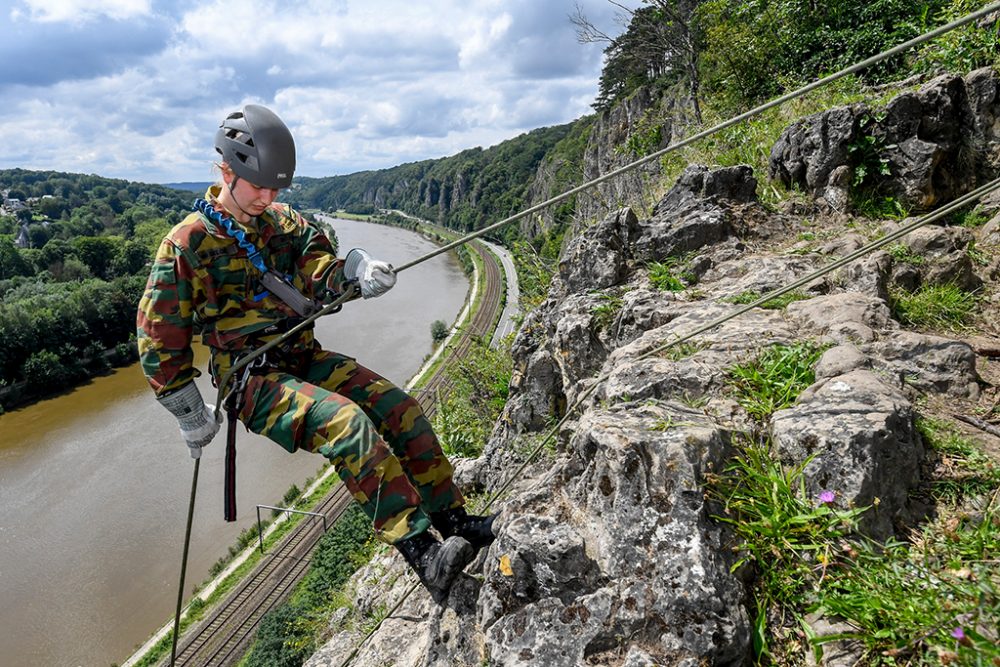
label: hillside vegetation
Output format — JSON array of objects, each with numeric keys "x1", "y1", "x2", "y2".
[
  {"x1": 0, "y1": 169, "x2": 191, "y2": 409},
  {"x1": 285, "y1": 122, "x2": 586, "y2": 236}
]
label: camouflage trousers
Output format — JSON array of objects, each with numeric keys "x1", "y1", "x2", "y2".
[{"x1": 212, "y1": 342, "x2": 463, "y2": 544}]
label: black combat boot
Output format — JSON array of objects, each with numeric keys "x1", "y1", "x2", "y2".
[
  {"x1": 395, "y1": 529, "x2": 474, "y2": 604},
  {"x1": 430, "y1": 506, "x2": 497, "y2": 552}
]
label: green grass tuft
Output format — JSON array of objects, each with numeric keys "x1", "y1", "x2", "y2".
[
  {"x1": 727, "y1": 342, "x2": 825, "y2": 421},
  {"x1": 889, "y1": 283, "x2": 977, "y2": 330},
  {"x1": 648, "y1": 260, "x2": 687, "y2": 291},
  {"x1": 726, "y1": 290, "x2": 812, "y2": 310}
]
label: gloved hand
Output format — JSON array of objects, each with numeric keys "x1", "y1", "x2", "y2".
[
  {"x1": 343, "y1": 248, "x2": 396, "y2": 299},
  {"x1": 157, "y1": 382, "x2": 225, "y2": 459}
]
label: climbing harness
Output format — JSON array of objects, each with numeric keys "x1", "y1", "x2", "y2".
[{"x1": 168, "y1": 3, "x2": 1000, "y2": 664}]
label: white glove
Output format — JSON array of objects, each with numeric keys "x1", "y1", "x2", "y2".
[
  {"x1": 157, "y1": 383, "x2": 224, "y2": 458},
  {"x1": 343, "y1": 248, "x2": 396, "y2": 299}
]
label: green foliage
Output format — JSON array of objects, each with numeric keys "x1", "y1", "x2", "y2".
[
  {"x1": 281, "y1": 484, "x2": 302, "y2": 507},
  {"x1": 243, "y1": 600, "x2": 314, "y2": 667},
  {"x1": 622, "y1": 115, "x2": 666, "y2": 158},
  {"x1": 594, "y1": 6, "x2": 671, "y2": 110},
  {"x1": 295, "y1": 504, "x2": 375, "y2": 607},
  {"x1": 72, "y1": 235, "x2": 123, "y2": 279},
  {"x1": 430, "y1": 319, "x2": 449, "y2": 344},
  {"x1": 845, "y1": 123, "x2": 914, "y2": 219},
  {"x1": 710, "y1": 426, "x2": 1000, "y2": 664},
  {"x1": 647, "y1": 260, "x2": 686, "y2": 291},
  {"x1": 0, "y1": 169, "x2": 186, "y2": 405},
  {"x1": 511, "y1": 239, "x2": 557, "y2": 309},
  {"x1": 0, "y1": 275, "x2": 144, "y2": 393},
  {"x1": 709, "y1": 440, "x2": 868, "y2": 660},
  {"x1": 432, "y1": 337, "x2": 512, "y2": 458},
  {"x1": 0, "y1": 235, "x2": 32, "y2": 279},
  {"x1": 946, "y1": 203, "x2": 991, "y2": 229},
  {"x1": 848, "y1": 132, "x2": 892, "y2": 189},
  {"x1": 133, "y1": 217, "x2": 174, "y2": 255},
  {"x1": 916, "y1": 0, "x2": 1000, "y2": 74},
  {"x1": 916, "y1": 416, "x2": 1000, "y2": 500},
  {"x1": 242, "y1": 505, "x2": 375, "y2": 667},
  {"x1": 697, "y1": 0, "x2": 948, "y2": 111},
  {"x1": 658, "y1": 339, "x2": 709, "y2": 361},
  {"x1": 285, "y1": 123, "x2": 576, "y2": 234},
  {"x1": 434, "y1": 392, "x2": 481, "y2": 458},
  {"x1": 21, "y1": 349, "x2": 70, "y2": 387},
  {"x1": 889, "y1": 282, "x2": 977, "y2": 330},
  {"x1": 591, "y1": 293, "x2": 624, "y2": 332},
  {"x1": 887, "y1": 243, "x2": 925, "y2": 265},
  {"x1": 815, "y1": 504, "x2": 1000, "y2": 664},
  {"x1": 726, "y1": 290, "x2": 811, "y2": 309},
  {"x1": 727, "y1": 341, "x2": 825, "y2": 420}
]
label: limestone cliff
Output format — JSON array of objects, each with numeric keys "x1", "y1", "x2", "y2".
[{"x1": 304, "y1": 68, "x2": 1000, "y2": 667}]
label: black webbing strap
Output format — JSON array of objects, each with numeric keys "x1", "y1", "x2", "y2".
[{"x1": 224, "y1": 403, "x2": 239, "y2": 522}]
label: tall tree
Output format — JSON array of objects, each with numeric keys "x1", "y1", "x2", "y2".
[{"x1": 573, "y1": 1, "x2": 704, "y2": 121}]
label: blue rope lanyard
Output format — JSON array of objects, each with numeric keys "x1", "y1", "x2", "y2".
[{"x1": 193, "y1": 198, "x2": 272, "y2": 302}]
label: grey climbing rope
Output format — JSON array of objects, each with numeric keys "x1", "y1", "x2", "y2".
[{"x1": 331, "y1": 4, "x2": 1000, "y2": 663}]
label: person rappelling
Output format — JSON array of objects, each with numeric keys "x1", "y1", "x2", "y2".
[{"x1": 135, "y1": 103, "x2": 495, "y2": 605}]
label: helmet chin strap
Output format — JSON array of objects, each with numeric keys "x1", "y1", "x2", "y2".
[{"x1": 225, "y1": 174, "x2": 257, "y2": 222}]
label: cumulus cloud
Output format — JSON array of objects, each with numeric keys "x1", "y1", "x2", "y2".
[
  {"x1": 0, "y1": 0, "x2": 639, "y2": 183},
  {"x1": 11, "y1": 0, "x2": 153, "y2": 23}
]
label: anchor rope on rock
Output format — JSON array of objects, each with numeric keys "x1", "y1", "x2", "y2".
[
  {"x1": 326, "y1": 3, "x2": 1000, "y2": 665},
  {"x1": 153, "y1": 4, "x2": 1000, "y2": 664}
]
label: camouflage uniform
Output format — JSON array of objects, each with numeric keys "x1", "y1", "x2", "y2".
[{"x1": 137, "y1": 187, "x2": 463, "y2": 543}]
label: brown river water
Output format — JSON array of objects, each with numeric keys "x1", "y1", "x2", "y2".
[{"x1": 0, "y1": 217, "x2": 469, "y2": 667}]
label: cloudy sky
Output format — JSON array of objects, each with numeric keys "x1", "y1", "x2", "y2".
[{"x1": 0, "y1": 0, "x2": 640, "y2": 185}]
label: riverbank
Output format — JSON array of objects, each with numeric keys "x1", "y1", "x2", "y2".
[{"x1": 0, "y1": 217, "x2": 471, "y2": 667}]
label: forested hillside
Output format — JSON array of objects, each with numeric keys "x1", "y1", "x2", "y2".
[
  {"x1": 284, "y1": 122, "x2": 587, "y2": 235},
  {"x1": 0, "y1": 169, "x2": 192, "y2": 410}
]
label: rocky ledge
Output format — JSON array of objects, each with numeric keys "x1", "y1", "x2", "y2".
[{"x1": 305, "y1": 68, "x2": 1000, "y2": 667}]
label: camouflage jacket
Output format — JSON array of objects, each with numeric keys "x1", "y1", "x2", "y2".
[{"x1": 136, "y1": 187, "x2": 350, "y2": 396}]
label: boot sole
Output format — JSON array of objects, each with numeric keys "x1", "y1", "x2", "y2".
[{"x1": 426, "y1": 536, "x2": 475, "y2": 604}]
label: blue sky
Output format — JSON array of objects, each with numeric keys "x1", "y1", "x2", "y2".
[{"x1": 0, "y1": 0, "x2": 639, "y2": 184}]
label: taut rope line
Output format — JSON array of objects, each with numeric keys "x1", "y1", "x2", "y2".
[
  {"x1": 330, "y1": 4, "x2": 1000, "y2": 663},
  {"x1": 166, "y1": 3, "x2": 1000, "y2": 664}
]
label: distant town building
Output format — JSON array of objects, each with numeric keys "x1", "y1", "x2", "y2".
[{"x1": 14, "y1": 224, "x2": 30, "y2": 248}]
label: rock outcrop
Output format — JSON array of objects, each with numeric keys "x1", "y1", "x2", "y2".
[
  {"x1": 306, "y1": 72, "x2": 997, "y2": 667},
  {"x1": 770, "y1": 67, "x2": 1000, "y2": 212}
]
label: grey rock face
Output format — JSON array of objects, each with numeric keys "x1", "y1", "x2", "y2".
[
  {"x1": 576, "y1": 85, "x2": 688, "y2": 224},
  {"x1": 633, "y1": 165, "x2": 758, "y2": 262},
  {"x1": 890, "y1": 224, "x2": 981, "y2": 291},
  {"x1": 769, "y1": 68, "x2": 1000, "y2": 212},
  {"x1": 787, "y1": 292, "x2": 896, "y2": 344},
  {"x1": 479, "y1": 403, "x2": 749, "y2": 666},
  {"x1": 771, "y1": 370, "x2": 922, "y2": 539},
  {"x1": 769, "y1": 105, "x2": 866, "y2": 204},
  {"x1": 309, "y1": 115, "x2": 989, "y2": 664},
  {"x1": 866, "y1": 331, "x2": 981, "y2": 399},
  {"x1": 558, "y1": 207, "x2": 639, "y2": 293}
]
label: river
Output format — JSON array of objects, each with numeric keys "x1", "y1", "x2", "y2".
[{"x1": 0, "y1": 217, "x2": 469, "y2": 667}]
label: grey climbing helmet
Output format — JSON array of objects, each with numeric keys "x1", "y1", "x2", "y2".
[{"x1": 215, "y1": 104, "x2": 296, "y2": 189}]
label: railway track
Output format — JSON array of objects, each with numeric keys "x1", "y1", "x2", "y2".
[
  {"x1": 169, "y1": 485, "x2": 354, "y2": 666},
  {"x1": 415, "y1": 241, "x2": 502, "y2": 419},
  {"x1": 162, "y1": 239, "x2": 503, "y2": 666}
]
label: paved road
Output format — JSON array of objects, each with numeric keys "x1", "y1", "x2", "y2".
[
  {"x1": 384, "y1": 209, "x2": 520, "y2": 348},
  {"x1": 480, "y1": 238, "x2": 520, "y2": 347}
]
